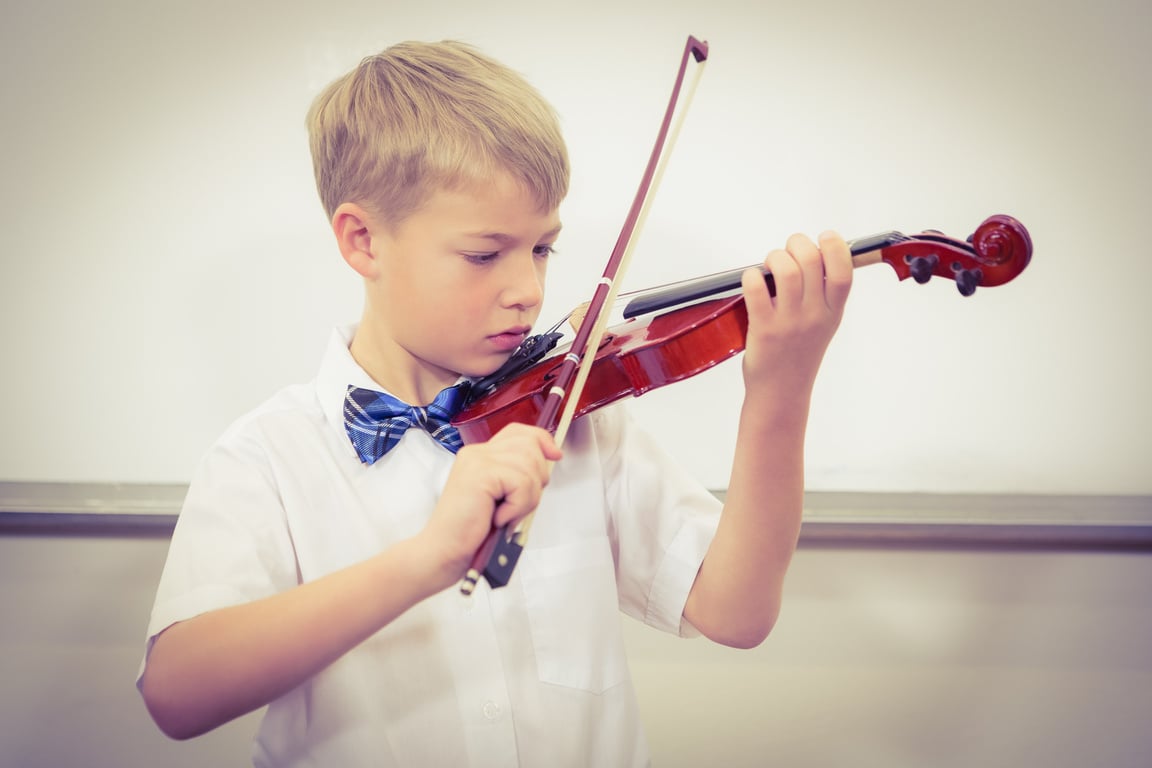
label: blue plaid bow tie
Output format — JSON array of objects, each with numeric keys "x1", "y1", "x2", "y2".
[{"x1": 343, "y1": 384, "x2": 469, "y2": 464}]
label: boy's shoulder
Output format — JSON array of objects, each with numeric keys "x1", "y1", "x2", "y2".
[{"x1": 213, "y1": 380, "x2": 328, "y2": 455}]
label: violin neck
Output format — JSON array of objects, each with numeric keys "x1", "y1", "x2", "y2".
[{"x1": 620, "y1": 231, "x2": 905, "y2": 319}]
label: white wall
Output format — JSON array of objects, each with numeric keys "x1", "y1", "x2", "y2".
[
  {"x1": 2, "y1": 532, "x2": 1149, "y2": 767},
  {"x1": 2, "y1": 0, "x2": 1150, "y2": 494}
]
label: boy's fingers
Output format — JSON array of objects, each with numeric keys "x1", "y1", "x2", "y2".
[
  {"x1": 788, "y1": 233, "x2": 828, "y2": 301},
  {"x1": 456, "y1": 424, "x2": 560, "y2": 527},
  {"x1": 817, "y1": 230, "x2": 853, "y2": 310}
]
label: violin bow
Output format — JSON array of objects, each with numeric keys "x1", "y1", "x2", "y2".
[{"x1": 461, "y1": 35, "x2": 710, "y2": 595}]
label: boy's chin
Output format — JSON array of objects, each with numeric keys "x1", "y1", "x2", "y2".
[{"x1": 453, "y1": 354, "x2": 514, "y2": 382}]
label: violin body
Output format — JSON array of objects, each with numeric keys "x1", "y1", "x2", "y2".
[{"x1": 454, "y1": 294, "x2": 749, "y2": 443}]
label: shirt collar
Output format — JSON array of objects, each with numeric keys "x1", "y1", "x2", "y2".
[
  {"x1": 316, "y1": 324, "x2": 384, "y2": 439},
  {"x1": 315, "y1": 324, "x2": 469, "y2": 442}
]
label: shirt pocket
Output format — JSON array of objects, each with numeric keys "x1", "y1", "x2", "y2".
[{"x1": 520, "y1": 536, "x2": 628, "y2": 694}]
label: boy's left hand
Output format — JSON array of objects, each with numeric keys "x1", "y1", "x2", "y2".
[{"x1": 740, "y1": 231, "x2": 853, "y2": 391}]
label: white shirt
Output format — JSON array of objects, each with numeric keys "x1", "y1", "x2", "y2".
[{"x1": 142, "y1": 326, "x2": 720, "y2": 767}]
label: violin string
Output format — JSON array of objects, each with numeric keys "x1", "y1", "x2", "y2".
[{"x1": 608, "y1": 231, "x2": 921, "y2": 317}]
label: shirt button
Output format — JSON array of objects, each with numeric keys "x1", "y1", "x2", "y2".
[{"x1": 482, "y1": 700, "x2": 501, "y2": 721}]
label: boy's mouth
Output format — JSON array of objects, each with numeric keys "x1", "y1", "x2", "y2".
[{"x1": 487, "y1": 327, "x2": 530, "y2": 353}]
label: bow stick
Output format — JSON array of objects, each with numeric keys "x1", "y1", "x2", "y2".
[{"x1": 460, "y1": 35, "x2": 710, "y2": 595}]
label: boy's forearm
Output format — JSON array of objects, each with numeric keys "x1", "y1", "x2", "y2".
[
  {"x1": 685, "y1": 229, "x2": 850, "y2": 645},
  {"x1": 684, "y1": 385, "x2": 811, "y2": 649},
  {"x1": 141, "y1": 536, "x2": 444, "y2": 740}
]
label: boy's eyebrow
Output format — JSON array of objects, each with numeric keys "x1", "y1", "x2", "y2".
[{"x1": 464, "y1": 224, "x2": 563, "y2": 243}]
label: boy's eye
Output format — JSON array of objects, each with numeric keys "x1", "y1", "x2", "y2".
[
  {"x1": 463, "y1": 246, "x2": 555, "y2": 264},
  {"x1": 464, "y1": 252, "x2": 500, "y2": 265}
]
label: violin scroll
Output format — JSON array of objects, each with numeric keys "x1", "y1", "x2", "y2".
[
  {"x1": 874, "y1": 214, "x2": 1032, "y2": 296},
  {"x1": 970, "y1": 214, "x2": 1034, "y2": 272}
]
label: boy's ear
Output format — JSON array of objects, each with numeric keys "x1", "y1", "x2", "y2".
[{"x1": 332, "y1": 203, "x2": 379, "y2": 278}]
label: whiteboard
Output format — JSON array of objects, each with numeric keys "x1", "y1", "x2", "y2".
[{"x1": 2, "y1": 0, "x2": 1149, "y2": 494}]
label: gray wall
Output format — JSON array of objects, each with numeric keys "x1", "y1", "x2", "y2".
[{"x1": 2, "y1": 528, "x2": 1150, "y2": 767}]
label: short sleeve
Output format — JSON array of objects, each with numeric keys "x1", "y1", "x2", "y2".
[
  {"x1": 140, "y1": 421, "x2": 301, "y2": 658},
  {"x1": 590, "y1": 406, "x2": 720, "y2": 637}
]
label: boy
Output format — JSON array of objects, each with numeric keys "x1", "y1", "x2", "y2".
[{"x1": 139, "y1": 40, "x2": 852, "y2": 766}]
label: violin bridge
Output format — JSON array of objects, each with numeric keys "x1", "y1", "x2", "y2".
[{"x1": 569, "y1": 301, "x2": 590, "y2": 331}]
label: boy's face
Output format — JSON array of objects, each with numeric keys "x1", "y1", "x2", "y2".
[{"x1": 363, "y1": 172, "x2": 561, "y2": 396}]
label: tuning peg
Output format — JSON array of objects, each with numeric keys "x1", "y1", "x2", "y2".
[
  {"x1": 954, "y1": 267, "x2": 982, "y2": 297},
  {"x1": 907, "y1": 253, "x2": 938, "y2": 284}
]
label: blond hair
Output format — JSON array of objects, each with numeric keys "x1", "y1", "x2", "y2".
[{"x1": 306, "y1": 40, "x2": 570, "y2": 224}]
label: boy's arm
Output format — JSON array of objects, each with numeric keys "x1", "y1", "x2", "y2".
[
  {"x1": 683, "y1": 231, "x2": 852, "y2": 649},
  {"x1": 141, "y1": 423, "x2": 560, "y2": 740},
  {"x1": 141, "y1": 537, "x2": 444, "y2": 739}
]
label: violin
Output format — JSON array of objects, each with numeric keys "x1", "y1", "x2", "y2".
[
  {"x1": 453, "y1": 214, "x2": 1033, "y2": 444},
  {"x1": 454, "y1": 35, "x2": 1033, "y2": 595}
]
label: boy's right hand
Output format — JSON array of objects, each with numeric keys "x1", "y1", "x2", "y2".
[{"x1": 418, "y1": 423, "x2": 562, "y2": 586}]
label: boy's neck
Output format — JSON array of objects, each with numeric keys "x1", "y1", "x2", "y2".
[{"x1": 349, "y1": 322, "x2": 458, "y2": 406}]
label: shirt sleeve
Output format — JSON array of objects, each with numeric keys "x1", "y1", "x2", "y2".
[
  {"x1": 589, "y1": 406, "x2": 721, "y2": 637},
  {"x1": 140, "y1": 418, "x2": 301, "y2": 665}
]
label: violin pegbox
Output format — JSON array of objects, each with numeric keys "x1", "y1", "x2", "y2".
[{"x1": 878, "y1": 215, "x2": 1033, "y2": 296}]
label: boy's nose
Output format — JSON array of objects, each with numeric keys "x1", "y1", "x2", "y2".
[{"x1": 502, "y1": 254, "x2": 544, "y2": 309}]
